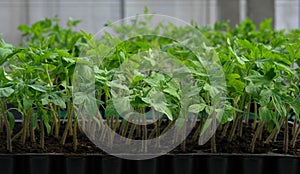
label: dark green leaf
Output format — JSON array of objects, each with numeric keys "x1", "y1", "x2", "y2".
[{"x1": 7, "y1": 111, "x2": 15, "y2": 130}]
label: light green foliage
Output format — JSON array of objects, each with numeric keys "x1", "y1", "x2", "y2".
[{"x1": 0, "y1": 14, "x2": 300, "y2": 152}]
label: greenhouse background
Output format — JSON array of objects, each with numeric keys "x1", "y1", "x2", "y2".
[{"x1": 0, "y1": 0, "x2": 299, "y2": 45}]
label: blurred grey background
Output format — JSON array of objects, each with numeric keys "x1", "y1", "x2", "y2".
[{"x1": 0, "y1": 0, "x2": 299, "y2": 45}]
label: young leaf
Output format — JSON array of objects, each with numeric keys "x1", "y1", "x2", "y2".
[
  {"x1": 31, "y1": 113, "x2": 38, "y2": 129},
  {"x1": 7, "y1": 111, "x2": 15, "y2": 130},
  {"x1": 258, "y1": 106, "x2": 271, "y2": 121},
  {"x1": 28, "y1": 84, "x2": 47, "y2": 93},
  {"x1": 188, "y1": 103, "x2": 206, "y2": 114},
  {"x1": 0, "y1": 87, "x2": 14, "y2": 97},
  {"x1": 44, "y1": 119, "x2": 51, "y2": 135}
]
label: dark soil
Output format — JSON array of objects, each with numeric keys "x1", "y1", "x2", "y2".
[
  {"x1": 0, "y1": 123, "x2": 104, "y2": 154},
  {"x1": 0, "y1": 121, "x2": 300, "y2": 156}
]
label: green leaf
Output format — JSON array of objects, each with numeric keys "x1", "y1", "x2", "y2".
[
  {"x1": 272, "y1": 94, "x2": 286, "y2": 117},
  {"x1": 63, "y1": 57, "x2": 76, "y2": 63},
  {"x1": 2, "y1": 67, "x2": 13, "y2": 81},
  {"x1": 271, "y1": 37, "x2": 285, "y2": 48},
  {"x1": 237, "y1": 39, "x2": 253, "y2": 49},
  {"x1": 105, "y1": 101, "x2": 119, "y2": 118},
  {"x1": 258, "y1": 106, "x2": 271, "y2": 121},
  {"x1": 144, "y1": 72, "x2": 165, "y2": 87},
  {"x1": 131, "y1": 75, "x2": 144, "y2": 85},
  {"x1": 229, "y1": 46, "x2": 248, "y2": 65},
  {"x1": 108, "y1": 80, "x2": 129, "y2": 91},
  {"x1": 265, "y1": 67, "x2": 277, "y2": 81},
  {"x1": 259, "y1": 18, "x2": 273, "y2": 31},
  {"x1": 18, "y1": 24, "x2": 30, "y2": 33},
  {"x1": 43, "y1": 112, "x2": 51, "y2": 135},
  {"x1": 28, "y1": 84, "x2": 47, "y2": 93},
  {"x1": 0, "y1": 87, "x2": 14, "y2": 97},
  {"x1": 119, "y1": 51, "x2": 126, "y2": 59},
  {"x1": 51, "y1": 95, "x2": 66, "y2": 109},
  {"x1": 41, "y1": 97, "x2": 50, "y2": 106},
  {"x1": 188, "y1": 103, "x2": 206, "y2": 113},
  {"x1": 163, "y1": 87, "x2": 180, "y2": 100},
  {"x1": 205, "y1": 105, "x2": 213, "y2": 115},
  {"x1": 228, "y1": 73, "x2": 240, "y2": 79},
  {"x1": 44, "y1": 120, "x2": 51, "y2": 135},
  {"x1": 245, "y1": 82, "x2": 259, "y2": 94},
  {"x1": 23, "y1": 98, "x2": 33, "y2": 110},
  {"x1": 289, "y1": 98, "x2": 300, "y2": 120},
  {"x1": 142, "y1": 90, "x2": 173, "y2": 120},
  {"x1": 67, "y1": 18, "x2": 81, "y2": 27},
  {"x1": 31, "y1": 113, "x2": 38, "y2": 129},
  {"x1": 274, "y1": 62, "x2": 294, "y2": 75},
  {"x1": 84, "y1": 95, "x2": 98, "y2": 117},
  {"x1": 147, "y1": 100, "x2": 173, "y2": 120},
  {"x1": 7, "y1": 111, "x2": 15, "y2": 130},
  {"x1": 259, "y1": 89, "x2": 272, "y2": 106},
  {"x1": 0, "y1": 47, "x2": 13, "y2": 59},
  {"x1": 111, "y1": 97, "x2": 130, "y2": 114},
  {"x1": 221, "y1": 104, "x2": 238, "y2": 124},
  {"x1": 228, "y1": 78, "x2": 245, "y2": 93}
]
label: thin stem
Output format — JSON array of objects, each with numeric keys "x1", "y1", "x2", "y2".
[
  {"x1": 61, "y1": 103, "x2": 73, "y2": 145},
  {"x1": 237, "y1": 118, "x2": 244, "y2": 137},
  {"x1": 148, "y1": 116, "x2": 163, "y2": 139},
  {"x1": 1, "y1": 103, "x2": 12, "y2": 152},
  {"x1": 111, "y1": 116, "x2": 114, "y2": 129},
  {"x1": 142, "y1": 113, "x2": 147, "y2": 152},
  {"x1": 228, "y1": 111, "x2": 238, "y2": 142},
  {"x1": 221, "y1": 122, "x2": 230, "y2": 139},
  {"x1": 283, "y1": 115, "x2": 289, "y2": 154},
  {"x1": 55, "y1": 107, "x2": 61, "y2": 138},
  {"x1": 0, "y1": 115, "x2": 3, "y2": 133},
  {"x1": 274, "y1": 118, "x2": 285, "y2": 142},
  {"x1": 100, "y1": 124, "x2": 107, "y2": 143},
  {"x1": 161, "y1": 120, "x2": 175, "y2": 135},
  {"x1": 211, "y1": 134, "x2": 217, "y2": 153},
  {"x1": 21, "y1": 113, "x2": 29, "y2": 144},
  {"x1": 126, "y1": 123, "x2": 136, "y2": 144},
  {"x1": 192, "y1": 112, "x2": 205, "y2": 142},
  {"x1": 113, "y1": 115, "x2": 119, "y2": 132},
  {"x1": 265, "y1": 118, "x2": 284, "y2": 144},
  {"x1": 121, "y1": 119, "x2": 130, "y2": 139},
  {"x1": 258, "y1": 123, "x2": 263, "y2": 141},
  {"x1": 292, "y1": 118, "x2": 297, "y2": 135},
  {"x1": 73, "y1": 117, "x2": 78, "y2": 152},
  {"x1": 245, "y1": 97, "x2": 251, "y2": 125},
  {"x1": 40, "y1": 116, "x2": 45, "y2": 150},
  {"x1": 31, "y1": 125, "x2": 36, "y2": 143},
  {"x1": 252, "y1": 102, "x2": 257, "y2": 130},
  {"x1": 90, "y1": 122, "x2": 96, "y2": 141},
  {"x1": 250, "y1": 121, "x2": 264, "y2": 153},
  {"x1": 61, "y1": 67, "x2": 73, "y2": 144},
  {"x1": 291, "y1": 122, "x2": 300, "y2": 148},
  {"x1": 211, "y1": 110, "x2": 217, "y2": 153},
  {"x1": 181, "y1": 120, "x2": 187, "y2": 152},
  {"x1": 12, "y1": 130, "x2": 23, "y2": 142}
]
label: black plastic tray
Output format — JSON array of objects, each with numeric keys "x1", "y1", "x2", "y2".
[{"x1": 0, "y1": 153, "x2": 299, "y2": 174}]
